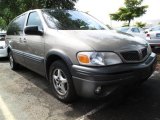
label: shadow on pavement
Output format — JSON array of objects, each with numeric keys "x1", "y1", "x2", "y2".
[{"x1": 0, "y1": 57, "x2": 9, "y2": 63}]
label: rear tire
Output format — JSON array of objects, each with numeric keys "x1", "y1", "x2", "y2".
[
  {"x1": 49, "y1": 60, "x2": 77, "y2": 103},
  {"x1": 9, "y1": 52, "x2": 19, "y2": 70}
]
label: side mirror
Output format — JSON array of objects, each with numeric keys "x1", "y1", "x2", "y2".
[{"x1": 24, "y1": 26, "x2": 43, "y2": 36}]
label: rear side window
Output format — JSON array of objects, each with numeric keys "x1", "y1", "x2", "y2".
[
  {"x1": 7, "y1": 14, "x2": 27, "y2": 35},
  {"x1": 27, "y1": 12, "x2": 43, "y2": 29},
  {"x1": 131, "y1": 28, "x2": 140, "y2": 33}
]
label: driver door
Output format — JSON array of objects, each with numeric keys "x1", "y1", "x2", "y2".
[{"x1": 24, "y1": 11, "x2": 45, "y2": 76}]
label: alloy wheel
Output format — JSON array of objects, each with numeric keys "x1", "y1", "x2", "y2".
[{"x1": 52, "y1": 69, "x2": 69, "y2": 96}]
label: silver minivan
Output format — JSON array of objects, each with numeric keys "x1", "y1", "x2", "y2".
[{"x1": 6, "y1": 9, "x2": 157, "y2": 103}]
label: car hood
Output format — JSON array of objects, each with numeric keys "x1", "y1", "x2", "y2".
[
  {"x1": 59, "y1": 30, "x2": 148, "y2": 51},
  {"x1": 56, "y1": 30, "x2": 148, "y2": 52}
]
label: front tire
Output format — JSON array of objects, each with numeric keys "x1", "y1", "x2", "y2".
[
  {"x1": 9, "y1": 52, "x2": 19, "y2": 70},
  {"x1": 49, "y1": 60, "x2": 77, "y2": 103}
]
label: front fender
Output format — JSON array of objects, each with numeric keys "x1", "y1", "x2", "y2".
[{"x1": 45, "y1": 49, "x2": 73, "y2": 68}]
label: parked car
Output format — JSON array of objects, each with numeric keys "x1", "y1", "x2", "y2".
[
  {"x1": 144, "y1": 26, "x2": 160, "y2": 48},
  {"x1": 146, "y1": 30, "x2": 160, "y2": 48},
  {"x1": 145, "y1": 25, "x2": 160, "y2": 34},
  {"x1": 116, "y1": 27, "x2": 146, "y2": 39},
  {"x1": 0, "y1": 31, "x2": 8, "y2": 58},
  {"x1": 6, "y1": 9, "x2": 157, "y2": 103}
]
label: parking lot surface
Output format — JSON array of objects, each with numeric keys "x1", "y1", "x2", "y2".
[{"x1": 0, "y1": 58, "x2": 160, "y2": 120}]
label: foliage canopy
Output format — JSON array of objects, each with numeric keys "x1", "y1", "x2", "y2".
[
  {"x1": 0, "y1": 0, "x2": 77, "y2": 29},
  {"x1": 110, "y1": 0, "x2": 148, "y2": 26},
  {"x1": 135, "y1": 21, "x2": 146, "y2": 28}
]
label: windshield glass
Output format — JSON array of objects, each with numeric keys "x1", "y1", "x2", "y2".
[{"x1": 42, "y1": 10, "x2": 108, "y2": 30}]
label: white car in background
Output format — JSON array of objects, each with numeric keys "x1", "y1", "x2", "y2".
[
  {"x1": 146, "y1": 29, "x2": 160, "y2": 48},
  {"x1": 116, "y1": 27, "x2": 146, "y2": 39},
  {"x1": 0, "y1": 31, "x2": 8, "y2": 57},
  {"x1": 145, "y1": 25, "x2": 160, "y2": 34}
]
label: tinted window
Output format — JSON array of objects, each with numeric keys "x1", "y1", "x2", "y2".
[
  {"x1": 27, "y1": 12, "x2": 43, "y2": 29},
  {"x1": 42, "y1": 10, "x2": 108, "y2": 30},
  {"x1": 7, "y1": 14, "x2": 27, "y2": 35},
  {"x1": 131, "y1": 28, "x2": 140, "y2": 33}
]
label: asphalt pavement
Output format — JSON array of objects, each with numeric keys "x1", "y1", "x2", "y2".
[{"x1": 0, "y1": 58, "x2": 160, "y2": 120}]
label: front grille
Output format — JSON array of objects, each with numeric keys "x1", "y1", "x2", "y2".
[
  {"x1": 120, "y1": 48, "x2": 148, "y2": 62},
  {"x1": 0, "y1": 46, "x2": 3, "y2": 49},
  {"x1": 121, "y1": 51, "x2": 140, "y2": 61}
]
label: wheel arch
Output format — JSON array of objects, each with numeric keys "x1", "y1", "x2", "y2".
[{"x1": 45, "y1": 50, "x2": 73, "y2": 81}]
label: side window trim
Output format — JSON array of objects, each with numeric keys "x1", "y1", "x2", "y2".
[
  {"x1": 26, "y1": 11, "x2": 34, "y2": 26},
  {"x1": 26, "y1": 11, "x2": 43, "y2": 29}
]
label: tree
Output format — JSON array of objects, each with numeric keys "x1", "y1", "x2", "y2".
[
  {"x1": 110, "y1": 0, "x2": 148, "y2": 26},
  {"x1": 0, "y1": 17, "x2": 7, "y2": 30},
  {"x1": 0, "y1": 0, "x2": 77, "y2": 29},
  {"x1": 135, "y1": 21, "x2": 146, "y2": 28}
]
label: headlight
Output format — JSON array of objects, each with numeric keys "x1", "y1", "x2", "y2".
[{"x1": 77, "y1": 52, "x2": 122, "y2": 66}]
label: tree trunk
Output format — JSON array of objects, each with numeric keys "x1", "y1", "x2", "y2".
[{"x1": 128, "y1": 19, "x2": 131, "y2": 26}]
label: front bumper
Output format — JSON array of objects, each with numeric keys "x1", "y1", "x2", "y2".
[
  {"x1": 0, "y1": 47, "x2": 8, "y2": 57},
  {"x1": 71, "y1": 52, "x2": 157, "y2": 98}
]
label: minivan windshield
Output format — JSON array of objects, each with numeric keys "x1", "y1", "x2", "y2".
[{"x1": 42, "y1": 10, "x2": 109, "y2": 30}]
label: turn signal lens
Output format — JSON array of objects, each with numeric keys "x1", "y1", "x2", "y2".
[{"x1": 77, "y1": 54, "x2": 90, "y2": 64}]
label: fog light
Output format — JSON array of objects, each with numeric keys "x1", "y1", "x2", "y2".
[{"x1": 95, "y1": 86, "x2": 102, "y2": 94}]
